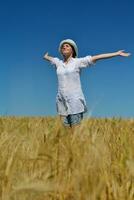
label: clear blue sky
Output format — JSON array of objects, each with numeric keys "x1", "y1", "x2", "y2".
[{"x1": 0, "y1": 0, "x2": 133, "y2": 117}]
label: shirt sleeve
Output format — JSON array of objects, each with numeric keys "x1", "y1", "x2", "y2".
[
  {"x1": 50, "y1": 57, "x2": 60, "y2": 68},
  {"x1": 76, "y1": 56, "x2": 95, "y2": 69}
]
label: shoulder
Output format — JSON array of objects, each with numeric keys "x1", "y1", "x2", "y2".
[
  {"x1": 50, "y1": 57, "x2": 62, "y2": 66},
  {"x1": 75, "y1": 56, "x2": 94, "y2": 68}
]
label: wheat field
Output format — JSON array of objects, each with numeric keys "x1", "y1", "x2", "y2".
[{"x1": 0, "y1": 116, "x2": 133, "y2": 200}]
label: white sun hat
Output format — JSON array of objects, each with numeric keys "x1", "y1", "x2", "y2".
[{"x1": 59, "y1": 39, "x2": 78, "y2": 57}]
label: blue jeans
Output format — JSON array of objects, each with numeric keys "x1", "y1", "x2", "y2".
[{"x1": 62, "y1": 112, "x2": 83, "y2": 127}]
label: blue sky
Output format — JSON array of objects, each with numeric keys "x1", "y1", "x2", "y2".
[{"x1": 0, "y1": 0, "x2": 133, "y2": 117}]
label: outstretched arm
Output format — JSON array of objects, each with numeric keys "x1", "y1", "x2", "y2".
[
  {"x1": 91, "y1": 50, "x2": 131, "y2": 63},
  {"x1": 43, "y1": 52, "x2": 54, "y2": 62}
]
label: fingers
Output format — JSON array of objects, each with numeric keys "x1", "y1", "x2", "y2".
[
  {"x1": 126, "y1": 53, "x2": 131, "y2": 57},
  {"x1": 122, "y1": 52, "x2": 131, "y2": 57},
  {"x1": 118, "y1": 50, "x2": 131, "y2": 57}
]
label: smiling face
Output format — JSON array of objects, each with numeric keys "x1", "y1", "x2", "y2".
[{"x1": 61, "y1": 43, "x2": 74, "y2": 58}]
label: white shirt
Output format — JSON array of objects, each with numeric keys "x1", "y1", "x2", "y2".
[{"x1": 51, "y1": 56, "x2": 94, "y2": 116}]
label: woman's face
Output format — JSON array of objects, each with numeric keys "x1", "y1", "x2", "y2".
[{"x1": 61, "y1": 43, "x2": 73, "y2": 57}]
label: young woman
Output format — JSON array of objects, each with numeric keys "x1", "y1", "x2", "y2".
[{"x1": 43, "y1": 39, "x2": 130, "y2": 129}]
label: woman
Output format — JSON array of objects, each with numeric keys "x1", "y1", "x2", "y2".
[{"x1": 43, "y1": 39, "x2": 130, "y2": 129}]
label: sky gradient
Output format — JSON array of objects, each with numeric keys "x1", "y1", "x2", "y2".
[{"x1": 0, "y1": 0, "x2": 133, "y2": 117}]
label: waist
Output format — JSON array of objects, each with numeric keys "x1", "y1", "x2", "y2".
[{"x1": 57, "y1": 88, "x2": 84, "y2": 98}]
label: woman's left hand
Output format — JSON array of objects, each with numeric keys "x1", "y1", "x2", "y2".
[{"x1": 117, "y1": 50, "x2": 131, "y2": 57}]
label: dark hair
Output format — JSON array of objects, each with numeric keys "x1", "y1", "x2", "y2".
[{"x1": 70, "y1": 45, "x2": 76, "y2": 58}]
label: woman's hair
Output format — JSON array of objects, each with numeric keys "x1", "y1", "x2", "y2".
[{"x1": 70, "y1": 45, "x2": 76, "y2": 58}]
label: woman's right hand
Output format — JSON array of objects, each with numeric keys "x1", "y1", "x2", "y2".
[{"x1": 43, "y1": 52, "x2": 53, "y2": 62}]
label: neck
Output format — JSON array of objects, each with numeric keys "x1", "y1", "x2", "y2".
[{"x1": 63, "y1": 54, "x2": 73, "y2": 63}]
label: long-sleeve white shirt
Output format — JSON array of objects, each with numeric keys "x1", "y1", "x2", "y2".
[{"x1": 50, "y1": 56, "x2": 94, "y2": 116}]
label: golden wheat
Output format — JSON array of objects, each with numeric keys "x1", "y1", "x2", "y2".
[{"x1": 0, "y1": 117, "x2": 133, "y2": 200}]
